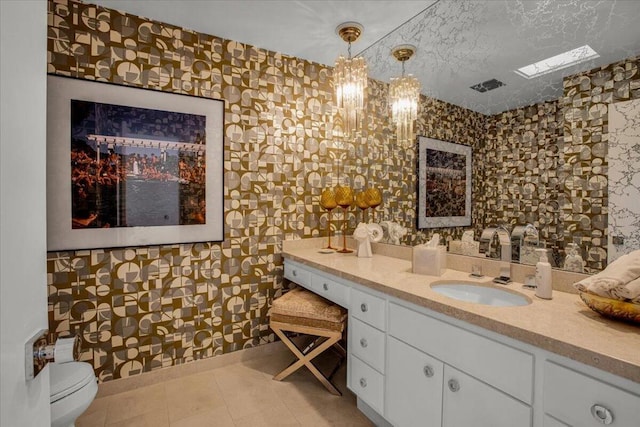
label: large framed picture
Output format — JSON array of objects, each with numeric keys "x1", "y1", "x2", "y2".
[
  {"x1": 417, "y1": 136, "x2": 472, "y2": 228},
  {"x1": 47, "y1": 75, "x2": 224, "y2": 250}
]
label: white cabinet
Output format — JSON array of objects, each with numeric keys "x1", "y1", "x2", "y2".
[
  {"x1": 543, "y1": 361, "x2": 640, "y2": 426},
  {"x1": 351, "y1": 287, "x2": 386, "y2": 331},
  {"x1": 311, "y1": 272, "x2": 350, "y2": 307},
  {"x1": 386, "y1": 301, "x2": 534, "y2": 426},
  {"x1": 442, "y1": 365, "x2": 532, "y2": 427},
  {"x1": 389, "y1": 302, "x2": 533, "y2": 404},
  {"x1": 284, "y1": 260, "x2": 350, "y2": 307},
  {"x1": 349, "y1": 317, "x2": 386, "y2": 374},
  {"x1": 348, "y1": 287, "x2": 387, "y2": 415},
  {"x1": 544, "y1": 415, "x2": 570, "y2": 427},
  {"x1": 281, "y1": 259, "x2": 640, "y2": 427},
  {"x1": 349, "y1": 354, "x2": 385, "y2": 415},
  {"x1": 386, "y1": 336, "x2": 443, "y2": 427},
  {"x1": 283, "y1": 261, "x2": 311, "y2": 289}
]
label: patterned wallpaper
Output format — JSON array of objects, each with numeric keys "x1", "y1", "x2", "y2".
[
  {"x1": 482, "y1": 101, "x2": 565, "y2": 262},
  {"x1": 46, "y1": 0, "x2": 484, "y2": 382},
  {"x1": 479, "y1": 57, "x2": 639, "y2": 271},
  {"x1": 562, "y1": 58, "x2": 640, "y2": 271},
  {"x1": 479, "y1": 57, "x2": 640, "y2": 271}
]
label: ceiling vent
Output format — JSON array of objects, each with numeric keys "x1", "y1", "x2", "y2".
[{"x1": 470, "y1": 78, "x2": 505, "y2": 93}]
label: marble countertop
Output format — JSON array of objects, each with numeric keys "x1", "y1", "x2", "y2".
[{"x1": 282, "y1": 244, "x2": 640, "y2": 384}]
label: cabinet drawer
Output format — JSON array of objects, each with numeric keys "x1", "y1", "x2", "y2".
[
  {"x1": 349, "y1": 354, "x2": 384, "y2": 415},
  {"x1": 312, "y1": 273, "x2": 350, "y2": 307},
  {"x1": 543, "y1": 361, "x2": 640, "y2": 427},
  {"x1": 389, "y1": 302, "x2": 533, "y2": 404},
  {"x1": 284, "y1": 262, "x2": 311, "y2": 289},
  {"x1": 443, "y1": 365, "x2": 532, "y2": 427},
  {"x1": 349, "y1": 317, "x2": 385, "y2": 374},
  {"x1": 351, "y1": 288, "x2": 386, "y2": 331}
]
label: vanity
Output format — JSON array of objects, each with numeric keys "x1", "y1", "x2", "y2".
[{"x1": 282, "y1": 240, "x2": 640, "y2": 427}]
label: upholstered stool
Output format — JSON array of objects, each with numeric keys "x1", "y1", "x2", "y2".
[{"x1": 270, "y1": 287, "x2": 347, "y2": 395}]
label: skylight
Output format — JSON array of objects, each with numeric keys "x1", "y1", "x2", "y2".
[{"x1": 515, "y1": 45, "x2": 599, "y2": 79}]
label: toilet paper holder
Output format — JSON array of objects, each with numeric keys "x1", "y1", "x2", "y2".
[{"x1": 26, "y1": 330, "x2": 80, "y2": 380}]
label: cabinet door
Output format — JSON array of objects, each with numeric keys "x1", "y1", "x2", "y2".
[
  {"x1": 386, "y1": 336, "x2": 444, "y2": 427},
  {"x1": 543, "y1": 361, "x2": 640, "y2": 427},
  {"x1": 544, "y1": 414, "x2": 570, "y2": 427},
  {"x1": 443, "y1": 365, "x2": 532, "y2": 427}
]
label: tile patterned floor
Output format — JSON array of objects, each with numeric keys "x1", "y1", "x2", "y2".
[{"x1": 77, "y1": 348, "x2": 373, "y2": 426}]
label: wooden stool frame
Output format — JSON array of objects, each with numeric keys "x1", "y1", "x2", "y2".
[{"x1": 271, "y1": 320, "x2": 346, "y2": 396}]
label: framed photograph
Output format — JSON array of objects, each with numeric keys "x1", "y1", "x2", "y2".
[
  {"x1": 417, "y1": 136, "x2": 472, "y2": 228},
  {"x1": 47, "y1": 75, "x2": 224, "y2": 250}
]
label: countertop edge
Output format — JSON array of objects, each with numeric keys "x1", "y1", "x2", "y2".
[{"x1": 282, "y1": 252, "x2": 640, "y2": 384}]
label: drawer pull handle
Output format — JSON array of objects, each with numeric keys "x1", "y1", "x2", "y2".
[
  {"x1": 448, "y1": 379, "x2": 460, "y2": 392},
  {"x1": 360, "y1": 303, "x2": 368, "y2": 312},
  {"x1": 423, "y1": 365, "x2": 434, "y2": 378},
  {"x1": 292, "y1": 270, "x2": 297, "y2": 277},
  {"x1": 323, "y1": 283, "x2": 329, "y2": 291},
  {"x1": 360, "y1": 338, "x2": 368, "y2": 348},
  {"x1": 359, "y1": 378, "x2": 367, "y2": 388},
  {"x1": 590, "y1": 404, "x2": 613, "y2": 425}
]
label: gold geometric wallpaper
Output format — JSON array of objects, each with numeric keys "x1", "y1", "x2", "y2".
[
  {"x1": 46, "y1": 0, "x2": 485, "y2": 382},
  {"x1": 483, "y1": 101, "x2": 565, "y2": 263},
  {"x1": 561, "y1": 57, "x2": 640, "y2": 271},
  {"x1": 481, "y1": 57, "x2": 639, "y2": 272}
]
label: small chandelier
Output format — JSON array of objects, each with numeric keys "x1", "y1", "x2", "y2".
[
  {"x1": 334, "y1": 22, "x2": 368, "y2": 137},
  {"x1": 389, "y1": 45, "x2": 420, "y2": 146}
]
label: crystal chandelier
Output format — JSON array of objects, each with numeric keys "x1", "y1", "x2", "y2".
[
  {"x1": 389, "y1": 45, "x2": 420, "y2": 147},
  {"x1": 334, "y1": 22, "x2": 368, "y2": 137}
]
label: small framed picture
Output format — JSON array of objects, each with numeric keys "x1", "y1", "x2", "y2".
[{"x1": 417, "y1": 136, "x2": 472, "y2": 228}]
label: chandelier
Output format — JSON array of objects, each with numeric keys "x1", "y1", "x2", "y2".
[
  {"x1": 389, "y1": 45, "x2": 420, "y2": 147},
  {"x1": 334, "y1": 22, "x2": 368, "y2": 137}
]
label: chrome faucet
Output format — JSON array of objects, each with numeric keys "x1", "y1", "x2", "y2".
[
  {"x1": 511, "y1": 223, "x2": 539, "y2": 263},
  {"x1": 479, "y1": 225, "x2": 512, "y2": 284}
]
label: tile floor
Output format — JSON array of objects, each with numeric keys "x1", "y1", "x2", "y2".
[{"x1": 76, "y1": 345, "x2": 373, "y2": 426}]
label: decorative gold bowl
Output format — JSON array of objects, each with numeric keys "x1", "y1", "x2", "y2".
[{"x1": 579, "y1": 292, "x2": 640, "y2": 325}]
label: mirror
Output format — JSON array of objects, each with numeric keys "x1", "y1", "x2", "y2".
[{"x1": 358, "y1": 0, "x2": 640, "y2": 273}]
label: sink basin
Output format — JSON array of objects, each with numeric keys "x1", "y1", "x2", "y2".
[{"x1": 431, "y1": 282, "x2": 531, "y2": 307}]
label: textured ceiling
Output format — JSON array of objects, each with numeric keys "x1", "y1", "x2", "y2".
[{"x1": 92, "y1": 0, "x2": 640, "y2": 114}]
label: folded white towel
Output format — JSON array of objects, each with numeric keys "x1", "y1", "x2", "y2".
[
  {"x1": 612, "y1": 276, "x2": 640, "y2": 303},
  {"x1": 574, "y1": 250, "x2": 640, "y2": 302},
  {"x1": 580, "y1": 277, "x2": 628, "y2": 300}
]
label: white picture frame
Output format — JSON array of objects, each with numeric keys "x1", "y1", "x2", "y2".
[
  {"x1": 47, "y1": 75, "x2": 224, "y2": 250},
  {"x1": 417, "y1": 136, "x2": 472, "y2": 229}
]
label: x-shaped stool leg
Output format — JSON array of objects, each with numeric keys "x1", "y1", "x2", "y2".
[{"x1": 271, "y1": 322, "x2": 343, "y2": 395}]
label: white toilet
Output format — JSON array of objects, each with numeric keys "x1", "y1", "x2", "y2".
[{"x1": 50, "y1": 362, "x2": 98, "y2": 427}]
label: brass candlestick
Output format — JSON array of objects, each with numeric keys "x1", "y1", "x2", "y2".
[
  {"x1": 355, "y1": 191, "x2": 370, "y2": 223},
  {"x1": 364, "y1": 187, "x2": 382, "y2": 222},
  {"x1": 335, "y1": 185, "x2": 354, "y2": 253},
  {"x1": 320, "y1": 189, "x2": 338, "y2": 249}
]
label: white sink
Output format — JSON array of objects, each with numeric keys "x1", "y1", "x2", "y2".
[{"x1": 431, "y1": 282, "x2": 531, "y2": 307}]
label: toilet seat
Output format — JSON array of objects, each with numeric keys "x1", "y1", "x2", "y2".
[{"x1": 50, "y1": 362, "x2": 96, "y2": 403}]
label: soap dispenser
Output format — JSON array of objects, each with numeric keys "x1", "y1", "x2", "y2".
[
  {"x1": 563, "y1": 243, "x2": 585, "y2": 273},
  {"x1": 535, "y1": 248, "x2": 552, "y2": 299}
]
